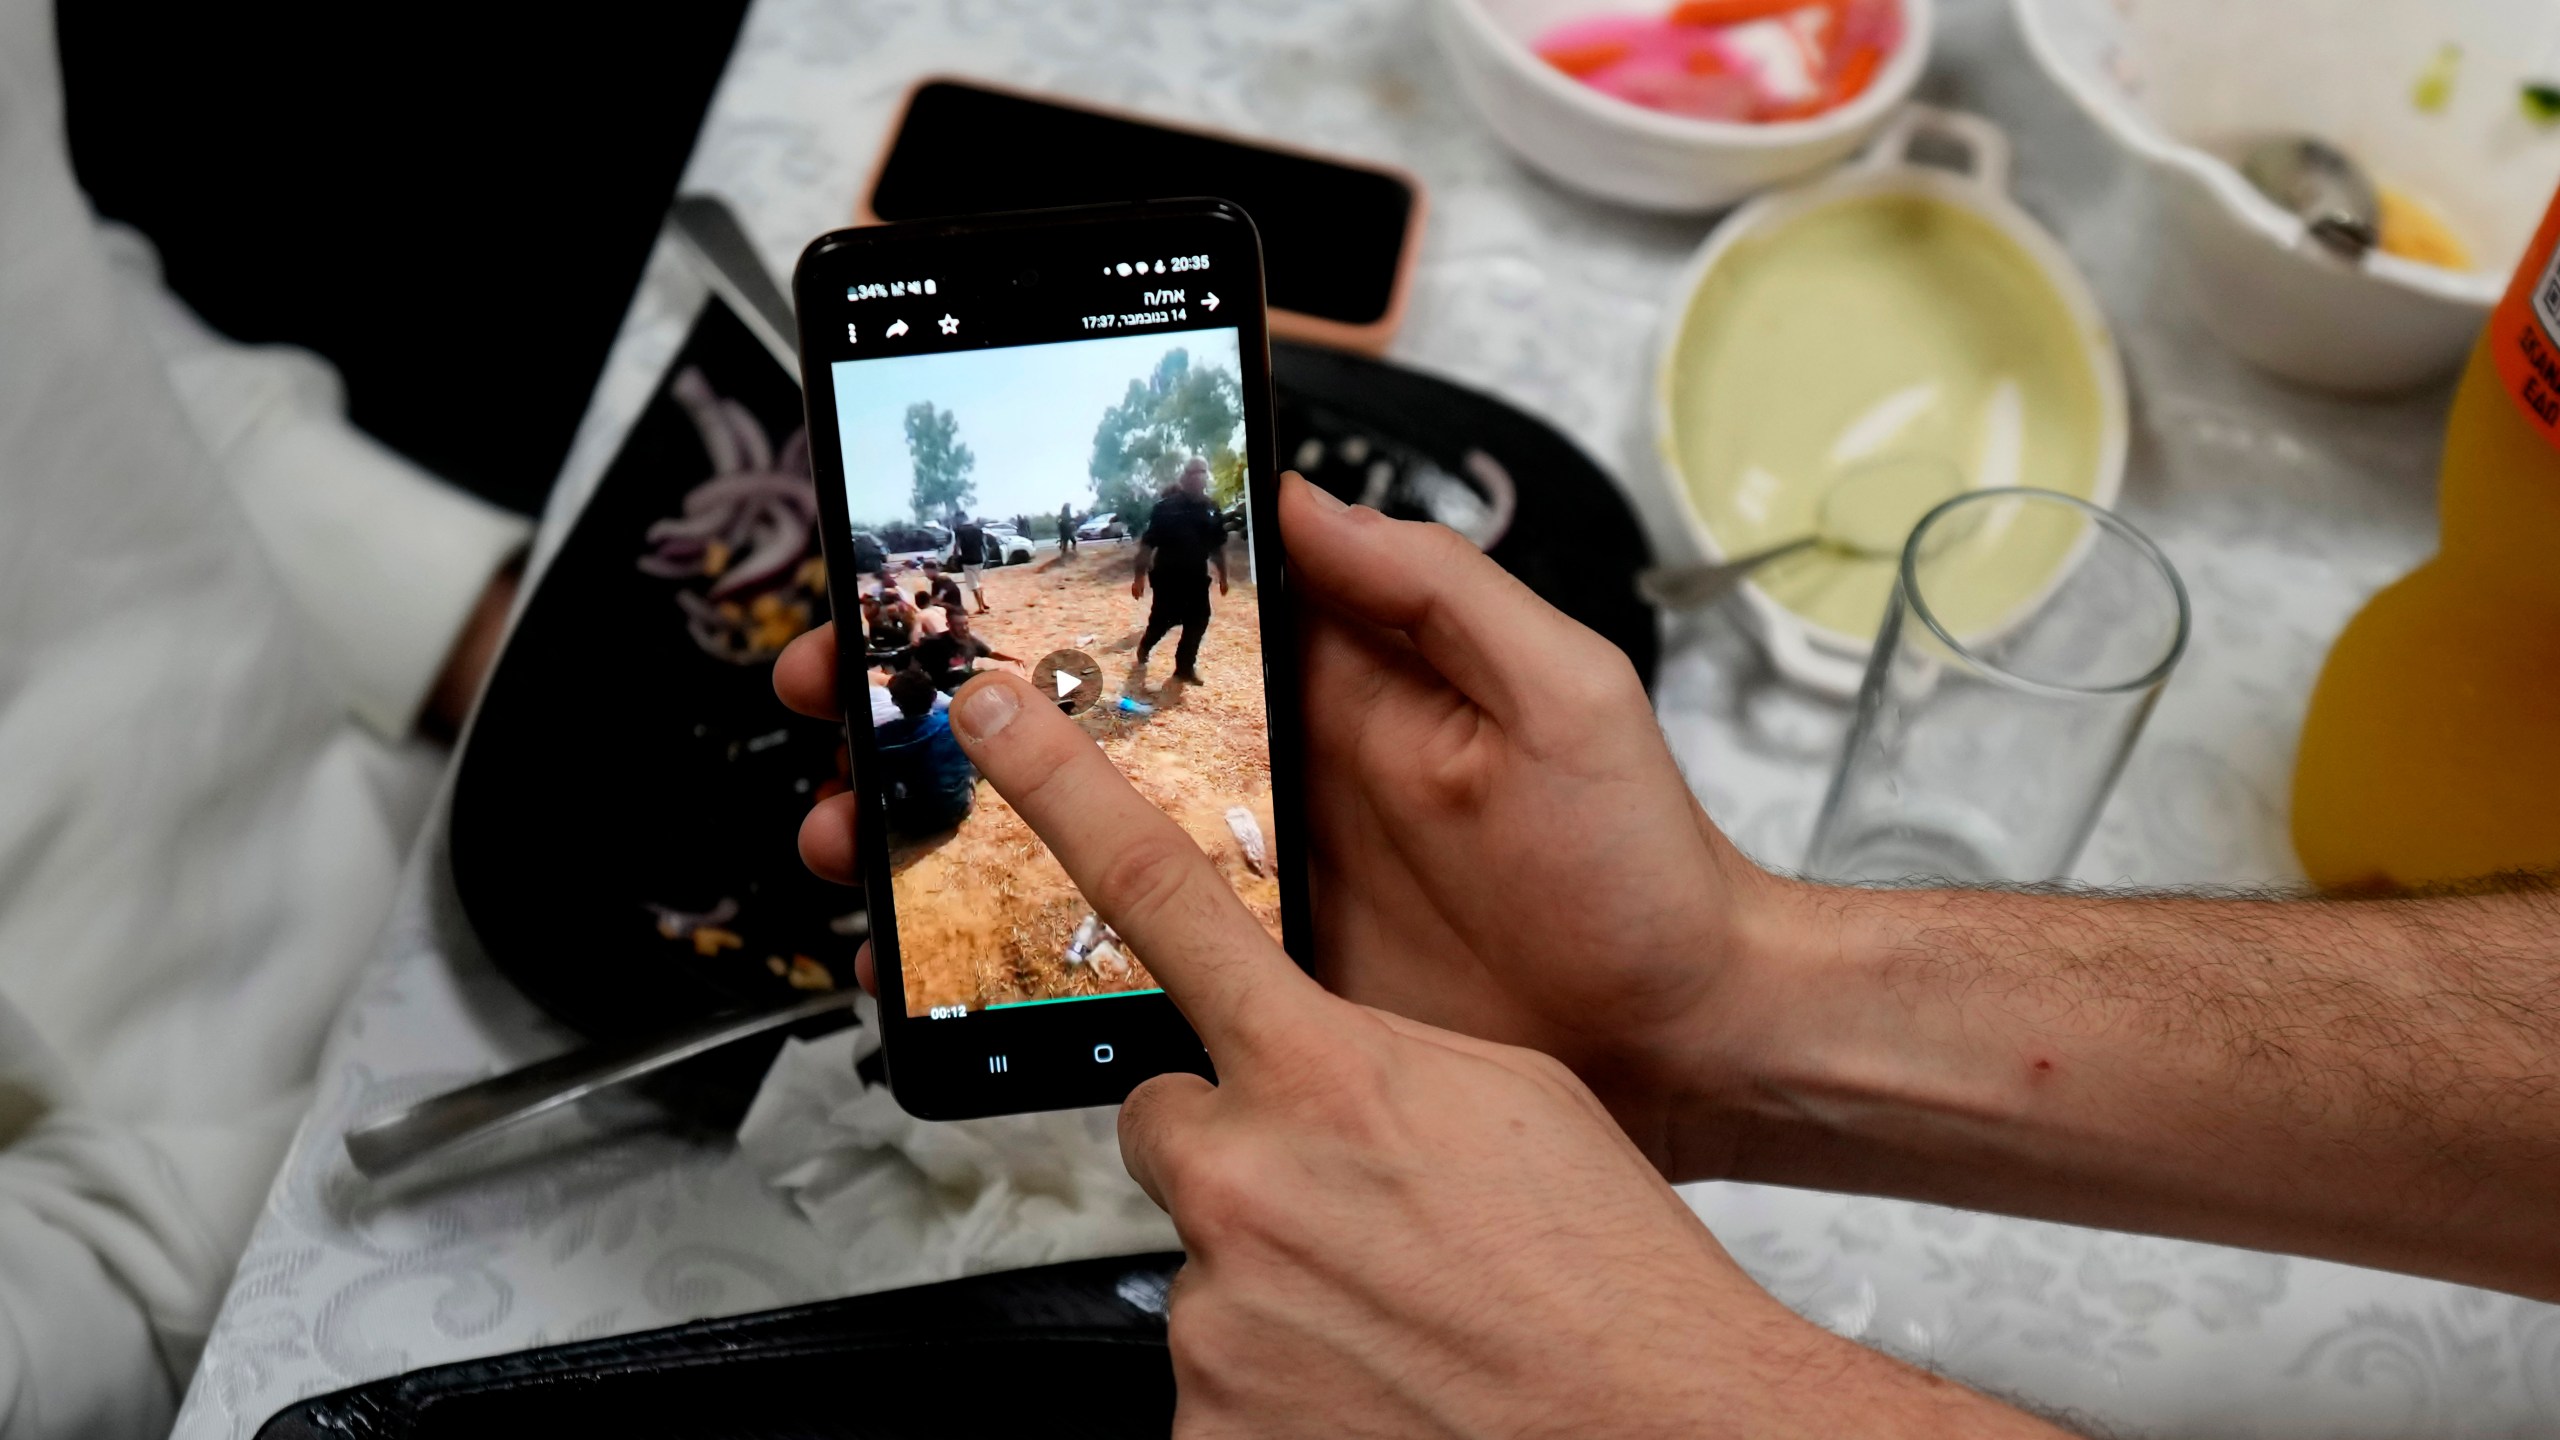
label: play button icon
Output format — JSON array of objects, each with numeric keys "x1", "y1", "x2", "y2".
[{"x1": 1032, "y1": 649, "x2": 1105, "y2": 716}]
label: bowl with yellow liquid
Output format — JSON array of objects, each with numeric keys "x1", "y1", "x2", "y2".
[
  {"x1": 1653, "y1": 106, "x2": 2128, "y2": 695},
  {"x1": 2014, "y1": 0, "x2": 2560, "y2": 393}
]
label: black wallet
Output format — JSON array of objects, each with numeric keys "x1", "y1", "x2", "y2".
[{"x1": 255, "y1": 1253, "x2": 1183, "y2": 1439}]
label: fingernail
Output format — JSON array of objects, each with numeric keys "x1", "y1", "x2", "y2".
[
  {"x1": 957, "y1": 681, "x2": 1018, "y2": 743},
  {"x1": 1299, "y1": 476, "x2": 1346, "y2": 513}
]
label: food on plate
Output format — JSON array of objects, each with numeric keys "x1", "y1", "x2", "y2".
[
  {"x1": 639, "y1": 367, "x2": 827, "y2": 664},
  {"x1": 647, "y1": 897, "x2": 746, "y2": 955},
  {"x1": 765, "y1": 953, "x2": 837, "y2": 990},
  {"x1": 1534, "y1": 0, "x2": 1902, "y2": 123}
]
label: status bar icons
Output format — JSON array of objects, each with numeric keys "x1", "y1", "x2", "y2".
[
  {"x1": 1107, "y1": 260, "x2": 1177, "y2": 277},
  {"x1": 845, "y1": 279, "x2": 938, "y2": 302}
]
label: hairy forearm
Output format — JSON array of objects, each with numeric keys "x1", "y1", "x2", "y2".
[{"x1": 1703, "y1": 882, "x2": 2560, "y2": 1298}]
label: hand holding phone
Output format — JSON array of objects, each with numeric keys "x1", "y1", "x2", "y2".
[
  {"x1": 829, "y1": 500, "x2": 1924, "y2": 1440},
  {"x1": 793, "y1": 200, "x2": 1308, "y2": 1119}
]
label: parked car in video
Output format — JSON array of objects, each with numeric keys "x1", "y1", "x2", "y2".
[
  {"x1": 945, "y1": 522, "x2": 1040, "y2": 567},
  {"x1": 874, "y1": 521, "x2": 951, "y2": 557},
  {"x1": 1075, "y1": 512, "x2": 1127, "y2": 542},
  {"x1": 987, "y1": 523, "x2": 1043, "y2": 565}
]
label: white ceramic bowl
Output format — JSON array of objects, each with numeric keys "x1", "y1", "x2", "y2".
[
  {"x1": 1427, "y1": 0, "x2": 1936, "y2": 212},
  {"x1": 2014, "y1": 0, "x2": 2560, "y2": 394},
  {"x1": 1651, "y1": 107, "x2": 2129, "y2": 695}
]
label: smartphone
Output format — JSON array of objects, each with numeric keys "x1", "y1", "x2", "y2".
[
  {"x1": 861, "y1": 78, "x2": 1425, "y2": 355},
  {"x1": 794, "y1": 199, "x2": 1309, "y2": 1119}
]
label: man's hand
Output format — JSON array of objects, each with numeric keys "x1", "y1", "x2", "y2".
[
  {"x1": 778, "y1": 475, "x2": 1810, "y2": 1175},
  {"x1": 1276, "y1": 477, "x2": 1803, "y2": 1174},
  {"x1": 935, "y1": 668, "x2": 2061, "y2": 1439},
  {"x1": 422, "y1": 558, "x2": 521, "y2": 738},
  {"x1": 1131, "y1": 574, "x2": 1148, "y2": 599}
]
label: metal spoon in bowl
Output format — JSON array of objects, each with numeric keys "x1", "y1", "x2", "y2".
[
  {"x1": 2238, "y1": 135, "x2": 2381, "y2": 260},
  {"x1": 1639, "y1": 453, "x2": 1965, "y2": 612}
]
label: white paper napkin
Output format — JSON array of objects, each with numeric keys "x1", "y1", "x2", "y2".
[{"x1": 736, "y1": 996, "x2": 1179, "y2": 1295}]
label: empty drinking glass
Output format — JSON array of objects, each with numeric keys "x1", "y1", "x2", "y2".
[{"x1": 1804, "y1": 488, "x2": 2189, "y2": 885}]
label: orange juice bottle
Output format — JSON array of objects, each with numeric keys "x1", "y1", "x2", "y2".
[{"x1": 2291, "y1": 190, "x2": 2560, "y2": 890}]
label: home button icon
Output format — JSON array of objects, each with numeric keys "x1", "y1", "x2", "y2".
[{"x1": 1092, "y1": 1043, "x2": 1115, "y2": 1064}]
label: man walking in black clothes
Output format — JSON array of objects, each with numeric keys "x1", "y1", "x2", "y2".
[
  {"x1": 1058, "y1": 501, "x2": 1077, "y2": 559},
  {"x1": 949, "y1": 513, "x2": 993, "y2": 613},
  {"x1": 1130, "y1": 456, "x2": 1228, "y2": 686}
]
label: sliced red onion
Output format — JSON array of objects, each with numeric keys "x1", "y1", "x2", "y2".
[
  {"x1": 708, "y1": 507, "x2": 814, "y2": 598},
  {"x1": 721, "y1": 397, "x2": 773, "y2": 474},
  {"x1": 672, "y1": 366, "x2": 745, "y2": 475}
]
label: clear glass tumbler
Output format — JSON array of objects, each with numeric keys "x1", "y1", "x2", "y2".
[{"x1": 1804, "y1": 488, "x2": 2190, "y2": 884}]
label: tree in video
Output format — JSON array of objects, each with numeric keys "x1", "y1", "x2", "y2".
[
  {"x1": 834, "y1": 331, "x2": 1277, "y2": 1016},
  {"x1": 902, "y1": 401, "x2": 976, "y2": 521}
]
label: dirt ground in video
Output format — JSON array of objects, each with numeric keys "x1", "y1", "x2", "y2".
[{"x1": 885, "y1": 538, "x2": 1281, "y2": 1015}]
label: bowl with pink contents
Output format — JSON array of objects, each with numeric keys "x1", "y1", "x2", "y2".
[{"x1": 1429, "y1": 0, "x2": 1934, "y2": 211}]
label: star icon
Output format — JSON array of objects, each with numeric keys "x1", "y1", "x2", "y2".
[{"x1": 936, "y1": 314, "x2": 960, "y2": 335}]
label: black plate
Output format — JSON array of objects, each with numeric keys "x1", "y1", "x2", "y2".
[
  {"x1": 448, "y1": 321, "x2": 1657, "y2": 1070},
  {"x1": 450, "y1": 300, "x2": 862, "y2": 1068},
  {"x1": 1271, "y1": 342, "x2": 1658, "y2": 687}
]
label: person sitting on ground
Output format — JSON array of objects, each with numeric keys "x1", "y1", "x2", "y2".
[
  {"x1": 865, "y1": 587, "x2": 914, "y2": 663},
  {"x1": 870, "y1": 666, "x2": 976, "y2": 839},
  {"x1": 913, "y1": 610, "x2": 1019, "y2": 693},
  {"x1": 866, "y1": 664, "x2": 949, "y2": 729},
  {"x1": 776, "y1": 473, "x2": 2560, "y2": 1438},
  {"x1": 920, "y1": 559, "x2": 965, "y2": 614},
  {"x1": 911, "y1": 587, "x2": 950, "y2": 639}
]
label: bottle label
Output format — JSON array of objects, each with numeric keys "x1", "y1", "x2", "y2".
[{"x1": 2490, "y1": 196, "x2": 2560, "y2": 445}]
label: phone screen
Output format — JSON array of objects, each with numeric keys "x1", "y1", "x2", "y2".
[
  {"x1": 796, "y1": 203, "x2": 1300, "y2": 1115},
  {"x1": 869, "y1": 81, "x2": 1416, "y2": 330}
]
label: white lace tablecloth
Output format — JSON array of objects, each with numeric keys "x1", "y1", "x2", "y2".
[{"x1": 175, "y1": 1, "x2": 2559, "y2": 1435}]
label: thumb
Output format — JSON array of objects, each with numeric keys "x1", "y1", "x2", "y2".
[{"x1": 1118, "y1": 1069, "x2": 1219, "y2": 1211}]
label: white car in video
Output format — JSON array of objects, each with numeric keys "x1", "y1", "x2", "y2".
[
  {"x1": 946, "y1": 522, "x2": 1042, "y2": 568},
  {"x1": 979, "y1": 523, "x2": 1040, "y2": 566},
  {"x1": 1074, "y1": 512, "x2": 1128, "y2": 542}
]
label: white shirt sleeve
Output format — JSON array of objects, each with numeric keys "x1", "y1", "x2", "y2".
[
  {"x1": 99, "y1": 228, "x2": 533, "y2": 738},
  {"x1": 0, "y1": 1006, "x2": 228, "y2": 1440}
]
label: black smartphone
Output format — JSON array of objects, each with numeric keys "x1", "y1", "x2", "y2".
[
  {"x1": 861, "y1": 78, "x2": 1424, "y2": 354},
  {"x1": 794, "y1": 199, "x2": 1309, "y2": 1120}
]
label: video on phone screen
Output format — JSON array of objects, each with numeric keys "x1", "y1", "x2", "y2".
[{"x1": 830, "y1": 329, "x2": 1280, "y2": 1018}]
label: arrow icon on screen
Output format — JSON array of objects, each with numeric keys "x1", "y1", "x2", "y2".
[
  {"x1": 884, "y1": 318, "x2": 910, "y2": 338},
  {"x1": 1055, "y1": 668, "x2": 1082, "y2": 700},
  {"x1": 1201, "y1": 292, "x2": 1221, "y2": 312}
]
